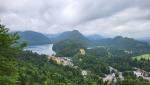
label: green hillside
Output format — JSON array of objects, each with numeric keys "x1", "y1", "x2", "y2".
[
  {"x1": 18, "y1": 31, "x2": 51, "y2": 45},
  {"x1": 53, "y1": 34, "x2": 150, "y2": 57},
  {"x1": 97, "y1": 36, "x2": 150, "y2": 54},
  {"x1": 53, "y1": 30, "x2": 92, "y2": 45},
  {"x1": 1, "y1": 23, "x2": 150, "y2": 85},
  {"x1": 52, "y1": 30, "x2": 93, "y2": 57},
  {"x1": 133, "y1": 54, "x2": 150, "y2": 60}
]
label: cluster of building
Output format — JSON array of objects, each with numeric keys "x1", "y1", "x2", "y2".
[
  {"x1": 48, "y1": 48, "x2": 150, "y2": 83},
  {"x1": 133, "y1": 68, "x2": 150, "y2": 81},
  {"x1": 103, "y1": 66, "x2": 124, "y2": 83},
  {"x1": 79, "y1": 48, "x2": 86, "y2": 55},
  {"x1": 48, "y1": 48, "x2": 86, "y2": 66},
  {"x1": 124, "y1": 50, "x2": 133, "y2": 54},
  {"x1": 48, "y1": 55, "x2": 74, "y2": 66},
  {"x1": 103, "y1": 67, "x2": 150, "y2": 83},
  {"x1": 103, "y1": 73, "x2": 116, "y2": 83}
]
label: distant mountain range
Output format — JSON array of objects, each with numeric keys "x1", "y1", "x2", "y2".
[
  {"x1": 46, "y1": 30, "x2": 92, "y2": 46},
  {"x1": 97, "y1": 36, "x2": 150, "y2": 54},
  {"x1": 18, "y1": 31, "x2": 51, "y2": 45},
  {"x1": 45, "y1": 32, "x2": 105, "y2": 43},
  {"x1": 52, "y1": 30, "x2": 92, "y2": 56},
  {"x1": 136, "y1": 37, "x2": 150, "y2": 44},
  {"x1": 45, "y1": 33, "x2": 60, "y2": 43},
  {"x1": 86, "y1": 34, "x2": 104, "y2": 42},
  {"x1": 50, "y1": 30, "x2": 149, "y2": 56},
  {"x1": 16, "y1": 30, "x2": 150, "y2": 55}
]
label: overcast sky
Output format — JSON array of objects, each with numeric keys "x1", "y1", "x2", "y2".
[{"x1": 0, "y1": 0, "x2": 150, "y2": 38}]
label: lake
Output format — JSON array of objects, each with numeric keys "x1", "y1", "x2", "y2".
[{"x1": 24, "y1": 44, "x2": 56, "y2": 55}]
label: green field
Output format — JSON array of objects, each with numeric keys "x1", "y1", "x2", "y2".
[{"x1": 132, "y1": 54, "x2": 150, "y2": 60}]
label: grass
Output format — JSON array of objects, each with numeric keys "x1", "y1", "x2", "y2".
[{"x1": 132, "y1": 54, "x2": 150, "y2": 60}]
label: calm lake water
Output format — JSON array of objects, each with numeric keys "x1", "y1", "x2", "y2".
[{"x1": 24, "y1": 44, "x2": 56, "y2": 55}]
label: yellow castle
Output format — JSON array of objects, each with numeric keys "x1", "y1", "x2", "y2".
[{"x1": 80, "y1": 48, "x2": 86, "y2": 55}]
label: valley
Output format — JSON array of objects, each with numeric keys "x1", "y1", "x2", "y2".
[
  {"x1": 133, "y1": 54, "x2": 150, "y2": 60},
  {"x1": 20, "y1": 30, "x2": 150, "y2": 82},
  {"x1": 24, "y1": 44, "x2": 55, "y2": 55},
  {"x1": 0, "y1": 25, "x2": 150, "y2": 85},
  {"x1": 1, "y1": 0, "x2": 150, "y2": 84}
]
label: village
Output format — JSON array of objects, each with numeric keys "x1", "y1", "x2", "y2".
[
  {"x1": 103, "y1": 67, "x2": 150, "y2": 83},
  {"x1": 48, "y1": 48, "x2": 85, "y2": 66},
  {"x1": 47, "y1": 48, "x2": 150, "y2": 83}
]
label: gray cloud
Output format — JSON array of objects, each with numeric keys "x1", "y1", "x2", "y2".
[{"x1": 0, "y1": 0, "x2": 150, "y2": 38}]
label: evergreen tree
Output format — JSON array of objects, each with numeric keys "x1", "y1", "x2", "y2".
[{"x1": 0, "y1": 23, "x2": 26, "y2": 84}]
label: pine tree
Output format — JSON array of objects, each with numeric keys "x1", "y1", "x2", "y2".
[{"x1": 0, "y1": 23, "x2": 26, "y2": 84}]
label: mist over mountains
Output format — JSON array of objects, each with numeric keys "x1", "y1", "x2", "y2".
[
  {"x1": 18, "y1": 31, "x2": 51, "y2": 45},
  {"x1": 1, "y1": 0, "x2": 150, "y2": 84},
  {"x1": 17, "y1": 30, "x2": 150, "y2": 54}
]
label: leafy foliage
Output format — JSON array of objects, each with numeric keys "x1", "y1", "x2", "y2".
[
  {"x1": 0, "y1": 23, "x2": 150, "y2": 85},
  {"x1": 16, "y1": 51, "x2": 101, "y2": 85},
  {"x1": 53, "y1": 39, "x2": 86, "y2": 57},
  {"x1": 0, "y1": 23, "x2": 26, "y2": 84},
  {"x1": 98, "y1": 36, "x2": 150, "y2": 55},
  {"x1": 72, "y1": 54, "x2": 109, "y2": 76}
]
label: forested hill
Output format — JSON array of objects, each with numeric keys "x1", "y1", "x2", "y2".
[
  {"x1": 18, "y1": 31, "x2": 51, "y2": 45},
  {"x1": 137, "y1": 37, "x2": 150, "y2": 44},
  {"x1": 1, "y1": 23, "x2": 150, "y2": 85},
  {"x1": 51, "y1": 30, "x2": 92, "y2": 45},
  {"x1": 52, "y1": 34, "x2": 150, "y2": 57},
  {"x1": 97, "y1": 36, "x2": 150, "y2": 53},
  {"x1": 52, "y1": 30, "x2": 94, "y2": 56},
  {"x1": 86, "y1": 34, "x2": 104, "y2": 42}
]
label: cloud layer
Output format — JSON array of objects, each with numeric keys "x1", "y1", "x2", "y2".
[{"x1": 0, "y1": 0, "x2": 150, "y2": 38}]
